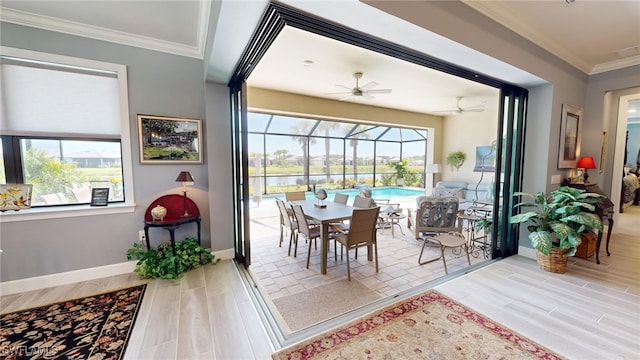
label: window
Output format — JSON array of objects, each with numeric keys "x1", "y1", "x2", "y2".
[
  {"x1": 0, "y1": 47, "x2": 134, "y2": 212},
  {"x1": 247, "y1": 111, "x2": 427, "y2": 192}
]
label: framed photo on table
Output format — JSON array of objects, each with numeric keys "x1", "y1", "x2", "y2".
[
  {"x1": 558, "y1": 104, "x2": 583, "y2": 169},
  {"x1": 90, "y1": 188, "x2": 109, "y2": 206},
  {"x1": 137, "y1": 114, "x2": 203, "y2": 164}
]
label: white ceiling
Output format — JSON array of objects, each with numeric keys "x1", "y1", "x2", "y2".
[{"x1": 1, "y1": 0, "x2": 639, "y2": 115}]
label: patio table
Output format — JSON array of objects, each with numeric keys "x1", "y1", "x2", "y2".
[{"x1": 290, "y1": 199, "x2": 355, "y2": 274}]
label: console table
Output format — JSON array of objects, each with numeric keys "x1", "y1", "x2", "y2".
[
  {"x1": 143, "y1": 195, "x2": 201, "y2": 256},
  {"x1": 562, "y1": 182, "x2": 614, "y2": 264}
]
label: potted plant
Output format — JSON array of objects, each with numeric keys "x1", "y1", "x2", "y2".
[
  {"x1": 446, "y1": 151, "x2": 466, "y2": 171},
  {"x1": 509, "y1": 186, "x2": 603, "y2": 273},
  {"x1": 126, "y1": 237, "x2": 220, "y2": 280},
  {"x1": 390, "y1": 159, "x2": 410, "y2": 186}
]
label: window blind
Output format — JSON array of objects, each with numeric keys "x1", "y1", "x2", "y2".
[{"x1": 1, "y1": 61, "x2": 121, "y2": 136}]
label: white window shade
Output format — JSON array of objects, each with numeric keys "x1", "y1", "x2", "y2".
[{"x1": 1, "y1": 63, "x2": 121, "y2": 135}]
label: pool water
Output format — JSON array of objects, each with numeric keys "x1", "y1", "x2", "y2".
[{"x1": 305, "y1": 187, "x2": 425, "y2": 201}]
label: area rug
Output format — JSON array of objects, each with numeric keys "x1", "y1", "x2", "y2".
[
  {"x1": 272, "y1": 289, "x2": 564, "y2": 360},
  {"x1": 272, "y1": 279, "x2": 381, "y2": 333},
  {"x1": 0, "y1": 284, "x2": 146, "y2": 359}
]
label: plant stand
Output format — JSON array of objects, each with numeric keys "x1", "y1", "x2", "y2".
[{"x1": 535, "y1": 248, "x2": 568, "y2": 273}]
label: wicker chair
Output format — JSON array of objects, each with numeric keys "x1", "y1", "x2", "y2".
[
  {"x1": 414, "y1": 196, "x2": 471, "y2": 274},
  {"x1": 332, "y1": 206, "x2": 380, "y2": 280},
  {"x1": 276, "y1": 199, "x2": 299, "y2": 255},
  {"x1": 291, "y1": 204, "x2": 322, "y2": 269}
]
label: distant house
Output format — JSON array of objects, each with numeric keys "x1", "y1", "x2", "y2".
[{"x1": 63, "y1": 150, "x2": 121, "y2": 168}]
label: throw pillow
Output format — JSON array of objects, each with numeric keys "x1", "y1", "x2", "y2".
[{"x1": 433, "y1": 187, "x2": 465, "y2": 202}]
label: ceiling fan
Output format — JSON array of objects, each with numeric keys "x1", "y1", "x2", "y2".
[
  {"x1": 327, "y1": 72, "x2": 392, "y2": 100},
  {"x1": 432, "y1": 96, "x2": 485, "y2": 115}
]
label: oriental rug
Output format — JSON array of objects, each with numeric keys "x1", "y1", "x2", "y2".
[
  {"x1": 0, "y1": 284, "x2": 146, "y2": 360},
  {"x1": 272, "y1": 289, "x2": 564, "y2": 360}
]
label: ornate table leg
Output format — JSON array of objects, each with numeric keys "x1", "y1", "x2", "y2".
[{"x1": 605, "y1": 217, "x2": 613, "y2": 256}]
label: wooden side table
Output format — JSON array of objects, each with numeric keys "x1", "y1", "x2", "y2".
[{"x1": 562, "y1": 182, "x2": 614, "y2": 264}]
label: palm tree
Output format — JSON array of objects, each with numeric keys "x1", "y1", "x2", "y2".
[
  {"x1": 290, "y1": 122, "x2": 316, "y2": 189},
  {"x1": 317, "y1": 122, "x2": 339, "y2": 183},
  {"x1": 348, "y1": 125, "x2": 372, "y2": 182}
]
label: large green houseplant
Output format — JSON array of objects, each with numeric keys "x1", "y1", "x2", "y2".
[{"x1": 510, "y1": 186, "x2": 603, "y2": 272}]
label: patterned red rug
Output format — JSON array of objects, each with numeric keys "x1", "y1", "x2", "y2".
[
  {"x1": 0, "y1": 284, "x2": 146, "y2": 359},
  {"x1": 272, "y1": 289, "x2": 564, "y2": 360}
]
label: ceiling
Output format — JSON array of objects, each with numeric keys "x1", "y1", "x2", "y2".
[{"x1": 1, "y1": 0, "x2": 639, "y2": 115}]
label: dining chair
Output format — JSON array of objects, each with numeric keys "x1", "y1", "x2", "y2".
[
  {"x1": 414, "y1": 196, "x2": 471, "y2": 274},
  {"x1": 276, "y1": 199, "x2": 299, "y2": 255},
  {"x1": 285, "y1": 190, "x2": 306, "y2": 201},
  {"x1": 332, "y1": 206, "x2": 380, "y2": 280},
  {"x1": 352, "y1": 195, "x2": 373, "y2": 208},
  {"x1": 291, "y1": 204, "x2": 322, "y2": 268},
  {"x1": 333, "y1": 193, "x2": 349, "y2": 204}
]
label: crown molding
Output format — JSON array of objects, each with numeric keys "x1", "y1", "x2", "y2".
[
  {"x1": 590, "y1": 55, "x2": 640, "y2": 75},
  {"x1": 0, "y1": 5, "x2": 210, "y2": 59},
  {"x1": 463, "y1": 1, "x2": 592, "y2": 74}
]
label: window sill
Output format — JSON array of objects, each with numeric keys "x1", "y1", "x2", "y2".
[{"x1": 0, "y1": 202, "x2": 136, "y2": 223}]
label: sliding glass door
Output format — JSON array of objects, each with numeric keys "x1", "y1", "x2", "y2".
[{"x1": 228, "y1": 2, "x2": 529, "y2": 266}]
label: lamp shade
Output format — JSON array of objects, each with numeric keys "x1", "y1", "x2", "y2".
[
  {"x1": 175, "y1": 171, "x2": 194, "y2": 182},
  {"x1": 577, "y1": 157, "x2": 596, "y2": 170},
  {"x1": 426, "y1": 163, "x2": 442, "y2": 173}
]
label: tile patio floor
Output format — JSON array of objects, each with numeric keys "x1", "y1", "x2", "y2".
[{"x1": 247, "y1": 196, "x2": 490, "y2": 305}]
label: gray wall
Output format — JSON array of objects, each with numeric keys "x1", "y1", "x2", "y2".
[
  {"x1": 0, "y1": 23, "x2": 221, "y2": 282},
  {"x1": 585, "y1": 67, "x2": 640, "y2": 196}
]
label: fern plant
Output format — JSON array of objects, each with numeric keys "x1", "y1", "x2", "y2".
[{"x1": 126, "y1": 237, "x2": 220, "y2": 280}]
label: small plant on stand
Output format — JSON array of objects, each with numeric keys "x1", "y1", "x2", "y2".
[
  {"x1": 126, "y1": 237, "x2": 220, "y2": 280},
  {"x1": 390, "y1": 159, "x2": 410, "y2": 186}
]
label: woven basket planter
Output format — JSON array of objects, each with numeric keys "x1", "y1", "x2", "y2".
[{"x1": 535, "y1": 248, "x2": 568, "y2": 273}]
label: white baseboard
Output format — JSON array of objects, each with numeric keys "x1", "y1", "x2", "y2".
[
  {"x1": 0, "y1": 261, "x2": 137, "y2": 296},
  {"x1": 518, "y1": 246, "x2": 536, "y2": 260},
  {"x1": 0, "y1": 247, "x2": 236, "y2": 296},
  {"x1": 212, "y1": 247, "x2": 235, "y2": 260}
]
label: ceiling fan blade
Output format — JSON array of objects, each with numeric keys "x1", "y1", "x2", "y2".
[
  {"x1": 335, "y1": 84, "x2": 353, "y2": 91},
  {"x1": 339, "y1": 94, "x2": 353, "y2": 101},
  {"x1": 463, "y1": 108, "x2": 485, "y2": 112},
  {"x1": 366, "y1": 88, "x2": 392, "y2": 94},
  {"x1": 325, "y1": 91, "x2": 353, "y2": 95},
  {"x1": 362, "y1": 92, "x2": 375, "y2": 99},
  {"x1": 359, "y1": 81, "x2": 379, "y2": 91}
]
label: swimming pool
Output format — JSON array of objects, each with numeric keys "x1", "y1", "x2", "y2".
[{"x1": 304, "y1": 187, "x2": 425, "y2": 201}]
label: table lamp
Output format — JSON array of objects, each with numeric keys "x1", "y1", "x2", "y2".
[
  {"x1": 577, "y1": 156, "x2": 596, "y2": 183},
  {"x1": 175, "y1": 171, "x2": 194, "y2": 216},
  {"x1": 426, "y1": 163, "x2": 442, "y2": 186}
]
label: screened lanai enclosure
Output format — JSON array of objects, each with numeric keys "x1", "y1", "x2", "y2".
[{"x1": 247, "y1": 112, "x2": 428, "y2": 198}]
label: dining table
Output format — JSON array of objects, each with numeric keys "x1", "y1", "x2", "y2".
[{"x1": 289, "y1": 199, "x2": 355, "y2": 274}]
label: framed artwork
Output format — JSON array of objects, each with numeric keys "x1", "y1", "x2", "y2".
[
  {"x1": 599, "y1": 131, "x2": 607, "y2": 173},
  {"x1": 558, "y1": 104, "x2": 583, "y2": 169},
  {"x1": 137, "y1": 114, "x2": 202, "y2": 164},
  {"x1": 90, "y1": 188, "x2": 110, "y2": 206},
  {"x1": 473, "y1": 145, "x2": 496, "y2": 172}
]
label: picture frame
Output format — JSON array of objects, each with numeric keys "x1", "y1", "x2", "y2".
[
  {"x1": 137, "y1": 114, "x2": 202, "y2": 164},
  {"x1": 473, "y1": 145, "x2": 496, "y2": 172},
  {"x1": 90, "y1": 188, "x2": 109, "y2": 206},
  {"x1": 558, "y1": 104, "x2": 583, "y2": 169},
  {"x1": 599, "y1": 131, "x2": 607, "y2": 173}
]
